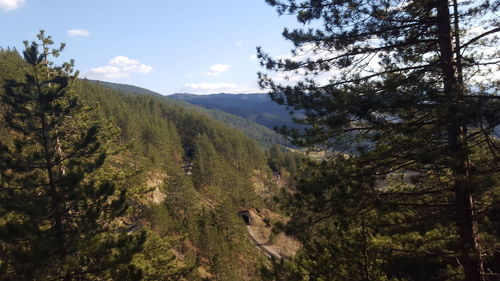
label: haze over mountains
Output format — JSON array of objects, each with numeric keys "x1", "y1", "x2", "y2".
[{"x1": 169, "y1": 93, "x2": 302, "y2": 131}]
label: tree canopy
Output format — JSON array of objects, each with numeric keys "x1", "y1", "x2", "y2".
[
  {"x1": 258, "y1": 0, "x2": 500, "y2": 280},
  {"x1": 0, "y1": 31, "x2": 145, "y2": 280}
]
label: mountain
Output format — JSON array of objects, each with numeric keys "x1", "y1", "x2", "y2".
[
  {"x1": 88, "y1": 80, "x2": 291, "y2": 148},
  {"x1": 85, "y1": 79, "x2": 164, "y2": 97},
  {"x1": 169, "y1": 93, "x2": 302, "y2": 130},
  {"x1": 1, "y1": 49, "x2": 292, "y2": 280}
]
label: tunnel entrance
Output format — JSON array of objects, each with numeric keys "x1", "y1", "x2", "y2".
[
  {"x1": 241, "y1": 214, "x2": 250, "y2": 225},
  {"x1": 238, "y1": 210, "x2": 251, "y2": 225}
]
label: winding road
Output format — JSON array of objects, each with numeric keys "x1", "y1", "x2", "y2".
[{"x1": 245, "y1": 225, "x2": 282, "y2": 260}]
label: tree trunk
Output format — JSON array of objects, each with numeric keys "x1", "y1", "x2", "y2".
[
  {"x1": 35, "y1": 62, "x2": 66, "y2": 262},
  {"x1": 435, "y1": 1, "x2": 484, "y2": 280}
]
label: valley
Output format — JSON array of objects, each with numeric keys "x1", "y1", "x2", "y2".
[
  {"x1": 0, "y1": 48, "x2": 302, "y2": 280},
  {"x1": 1, "y1": 0, "x2": 499, "y2": 280}
]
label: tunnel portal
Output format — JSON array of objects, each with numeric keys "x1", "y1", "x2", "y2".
[{"x1": 238, "y1": 210, "x2": 252, "y2": 225}]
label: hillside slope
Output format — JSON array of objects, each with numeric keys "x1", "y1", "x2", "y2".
[
  {"x1": 90, "y1": 80, "x2": 290, "y2": 148},
  {"x1": 0, "y1": 50, "x2": 283, "y2": 280},
  {"x1": 170, "y1": 93, "x2": 303, "y2": 130}
]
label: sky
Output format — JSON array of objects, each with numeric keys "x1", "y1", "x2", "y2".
[{"x1": 0, "y1": 0, "x2": 300, "y2": 95}]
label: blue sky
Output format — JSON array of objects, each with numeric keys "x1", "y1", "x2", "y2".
[{"x1": 0, "y1": 0, "x2": 299, "y2": 94}]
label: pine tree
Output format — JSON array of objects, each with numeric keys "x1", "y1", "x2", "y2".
[
  {"x1": 0, "y1": 31, "x2": 144, "y2": 280},
  {"x1": 259, "y1": 1, "x2": 500, "y2": 280},
  {"x1": 191, "y1": 134, "x2": 225, "y2": 193},
  {"x1": 164, "y1": 172, "x2": 200, "y2": 228},
  {"x1": 132, "y1": 228, "x2": 193, "y2": 281}
]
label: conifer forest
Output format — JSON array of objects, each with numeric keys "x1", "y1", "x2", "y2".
[{"x1": 0, "y1": 0, "x2": 499, "y2": 280}]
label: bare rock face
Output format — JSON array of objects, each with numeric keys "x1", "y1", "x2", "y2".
[{"x1": 145, "y1": 171, "x2": 167, "y2": 204}]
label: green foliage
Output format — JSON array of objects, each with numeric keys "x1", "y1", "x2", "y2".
[
  {"x1": 164, "y1": 172, "x2": 200, "y2": 228},
  {"x1": 267, "y1": 144, "x2": 304, "y2": 177},
  {"x1": 133, "y1": 228, "x2": 194, "y2": 281},
  {"x1": 169, "y1": 93, "x2": 299, "y2": 146},
  {"x1": 201, "y1": 107, "x2": 291, "y2": 149},
  {"x1": 77, "y1": 78, "x2": 273, "y2": 281},
  {"x1": 90, "y1": 80, "x2": 292, "y2": 148},
  {"x1": 0, "y1": 48, "x2": 25, "y2": 83},
  {"x1": 75, "y1": 80, "x2": 183, "y2": 172},
  {"x1": 0, "y1": 31, "x2": 144, "y2": 280},
  {"x1": 259, "y1": 0, "x2": 500, "y2": 280},
  {"x1": 79, "y1": 83, "x2": 271, "y2": 280},
  {"x1": 0, "y1": 34, "x2": 285, "y2": 280},
  {"x1": 192, "y1": 134, "x2": 223, "y2": 191}
]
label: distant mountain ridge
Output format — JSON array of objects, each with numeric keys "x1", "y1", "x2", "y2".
[
  {"x1": 88, "y1": 80, "x2": 291, "y2": 148},
  {"x1": 85, "y1": 79, "x2": 163, "y2": 97},
  {"x1": 169, "y1": 93, "x2": 301, "y2": 130}
]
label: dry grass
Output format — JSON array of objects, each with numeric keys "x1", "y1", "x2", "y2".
[{"x1": 246, "y1": 208, "x2": 301, "y2": 258}]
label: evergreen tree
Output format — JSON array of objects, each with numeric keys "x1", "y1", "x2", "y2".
[
  {"x1": 268, "y1": 144, "x2": 286, "y2": 174},
  {"x1": 192, "y1": 134, "x2": 225, "y2": 193},
  {"x1": 259, "y1": 0, "x2": 500, "y2": 280},
  {"x1": 132, "y1": 229, "x2": 193, "y2": 281},
  {"x1": 164, "y1": 172, "x2": 200, "y2": 228},
  {"x1": 0, "y1": 31, "x2": 144, "y2": 280},
  {"x1": 0, "y1": 42, "x2": 280, "y2": 281}
]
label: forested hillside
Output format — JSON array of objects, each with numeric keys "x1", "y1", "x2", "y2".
[
  {"x1": 4, "y1": 0, "x2": 498, "y2": 278},
  {"x1": 90, "y1": 80, "x2": 291, "y2": 148},
  {"x1": 77, "y1": 80, "x2": 273, "y2": 280},
  {"x1": 169, "y1": 93, "x2": 304, "y2": 130},
  {"x1": 0, "y1": 45, "x2": 296, "y2": 280}
]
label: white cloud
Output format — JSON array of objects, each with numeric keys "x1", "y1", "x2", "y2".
[
  {"x1": 86, "y1": 56, "x2": 153, "y2": 79},
  {"x1": 0, "y1": 0, "x2": 25, "y2": 11},
  {"x1": 203, "y1": 64, "x2": 231, "y2": 76},
  {"x1": 68, "y1": 29, "x2": 91, "y2": 37},
  {"x1": 109, "y1": 56, "x2": 140, "y2": 67},
  {"x1": 236, "y1": 41, "x2": 243, "y2": 46},
  {"x1": 181, "y1": 83, "x2": 265, "y2": 95},
  {"x1": 249, "y1": 54, "x2": 258, "y2": 61}
]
